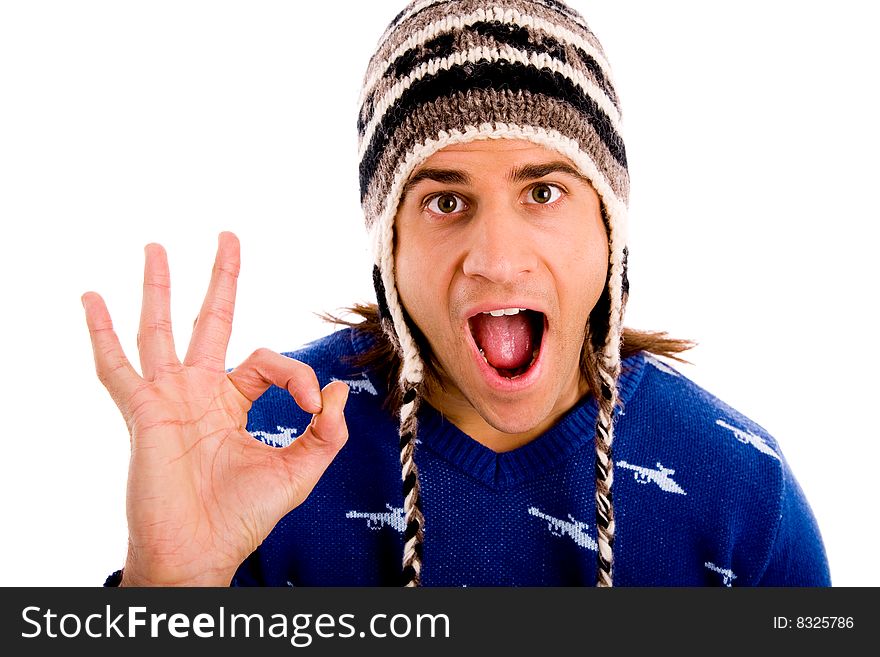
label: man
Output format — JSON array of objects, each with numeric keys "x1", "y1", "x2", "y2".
[{"x1": 82, "y1": 0, "x2": 829, "y2": 587}]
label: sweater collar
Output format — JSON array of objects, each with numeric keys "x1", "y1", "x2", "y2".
[{"x1": 417, "y1": 353, "x2": 648, "y2": 489}]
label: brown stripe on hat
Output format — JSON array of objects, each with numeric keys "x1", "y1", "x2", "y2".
[
  {"x1": 359, "y1": 0, "x2": 617, "y2": 135},
  {"x1": 369, "y1": 0, "x2": 605, "y2": 75},
  {"x1": 358, "y1": 55, "x2": 626, "y2": 205},
  {"x1": 359, "y1": 17, "x2": 621, "y2": 143},
  {"x1": 361, "y1": 88, "x2": 629, "y2": 227}
]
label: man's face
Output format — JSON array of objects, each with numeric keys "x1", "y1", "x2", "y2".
[{"x1": 395, "y1": 139, "x2": 609, "y2": 445}]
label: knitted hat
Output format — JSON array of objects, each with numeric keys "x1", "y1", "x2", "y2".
[{"x1": 357, "y1": 0, "x2": 629, "y2": 587}]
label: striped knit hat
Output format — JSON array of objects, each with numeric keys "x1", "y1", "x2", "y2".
[{"x1": 357, "y1": 0, "x2": 629, "y2": 587}]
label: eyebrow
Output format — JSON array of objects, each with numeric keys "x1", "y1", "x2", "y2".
[
  {"x1": 400, "y1": 168, "x2": 472, "y2": 202},
  {"x1": 508, "y1": 161, "x2": 591, "y2": 185}
]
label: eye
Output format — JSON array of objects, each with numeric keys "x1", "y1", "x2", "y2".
[
  {"x1": 426, "y1": 193, "x2": 465, "y2": 214},
  {"x1": 526, "y1": 183, "x2": 563, "y2": 205}
]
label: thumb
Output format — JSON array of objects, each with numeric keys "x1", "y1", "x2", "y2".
[
  {"x1": 305, "y1": 380, "x2": 350, "y2": 449},
  {"x1": 278, "y1": 380, "x2": 350, "y2": 507}
]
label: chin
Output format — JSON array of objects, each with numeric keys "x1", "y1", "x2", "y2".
[{"x1": 472, "y1": 393, "x2": 561, "y2": 436}]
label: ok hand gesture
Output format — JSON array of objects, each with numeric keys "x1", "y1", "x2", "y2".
[{"x1": 82, "y1": 232, "x2": 348, "y2": 586}]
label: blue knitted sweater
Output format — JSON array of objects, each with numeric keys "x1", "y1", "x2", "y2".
[{"x1": 231, "y1": 328, "x2": 830, "y2": 587}]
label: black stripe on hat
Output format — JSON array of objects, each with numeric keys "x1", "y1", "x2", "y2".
[
  {"x1": 359, "y1": 58, "x2": 627, "y2": 201},
  {"x1": 359, "y1": 22, "x2": 619, "y2": 137}
]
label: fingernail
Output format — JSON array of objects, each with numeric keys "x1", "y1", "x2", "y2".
[{"x1": 310, "y1": 392, "x2": 323, "y2": 413}]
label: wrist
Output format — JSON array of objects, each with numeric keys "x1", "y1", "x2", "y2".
[
  {"x1": 119, "y1": 566, "x2": 232, "y2": 587},
  {"x1": 121, "y1": 550, "x2": 234, "y2": 587}
]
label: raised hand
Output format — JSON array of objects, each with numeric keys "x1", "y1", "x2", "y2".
[{"x1": 82, "y1": 232, "x2": 348, "y2": 586}]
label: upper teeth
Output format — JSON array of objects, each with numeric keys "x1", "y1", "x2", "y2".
[{"x1": 483, "y1": 308, "x2": 527, "y2": 317}]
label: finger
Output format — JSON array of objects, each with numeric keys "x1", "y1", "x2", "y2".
[
  {"x1": 184, "y1": 232, "x2": 240, "y2": 370},
  {"x1": 82, "y1": 291, "x2": 141, "y2": 406},
  {"x1": 227, "y1": 348, "x2": 323, "y2": 414},
  {"x1": 138, "y1": 243, "x2": 179, "y2": 380},
  {"x1": 281, "y1": 380, "x2": 350, "y2": 504}
]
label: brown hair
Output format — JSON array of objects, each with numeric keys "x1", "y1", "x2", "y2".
[{"x1": 324, "y1": 302, "x2": 695, "y2": 414}]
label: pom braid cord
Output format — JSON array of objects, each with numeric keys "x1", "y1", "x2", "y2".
[
  {"x1": 594, "y1": 365, "x2": 618, "y2": 587},
  {"x1": 594, "y1": 245, "x2": 626, "y2": 587},
  {"x1": 399, "y1": 386, "x2": 425, "y2": 587},
  {"x1": 375, "y1": 263, "x2": 427, "y2": 587}
]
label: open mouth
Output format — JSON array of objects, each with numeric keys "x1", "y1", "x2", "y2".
[{"x1": 467, "y1": 308, "x2": 546, "y2": 379}]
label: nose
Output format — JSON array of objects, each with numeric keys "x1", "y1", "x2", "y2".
[{"x1": 461, "y1": 205, "x2": 539, "y2": 284}]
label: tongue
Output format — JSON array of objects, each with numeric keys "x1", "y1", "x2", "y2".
[{"x1": 470, "y1": 313, "x2": 534, "y2": 370}]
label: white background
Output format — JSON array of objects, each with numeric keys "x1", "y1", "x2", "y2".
[{"x1": 1, "y1": 0, "x2": 877, "y2": 586}]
